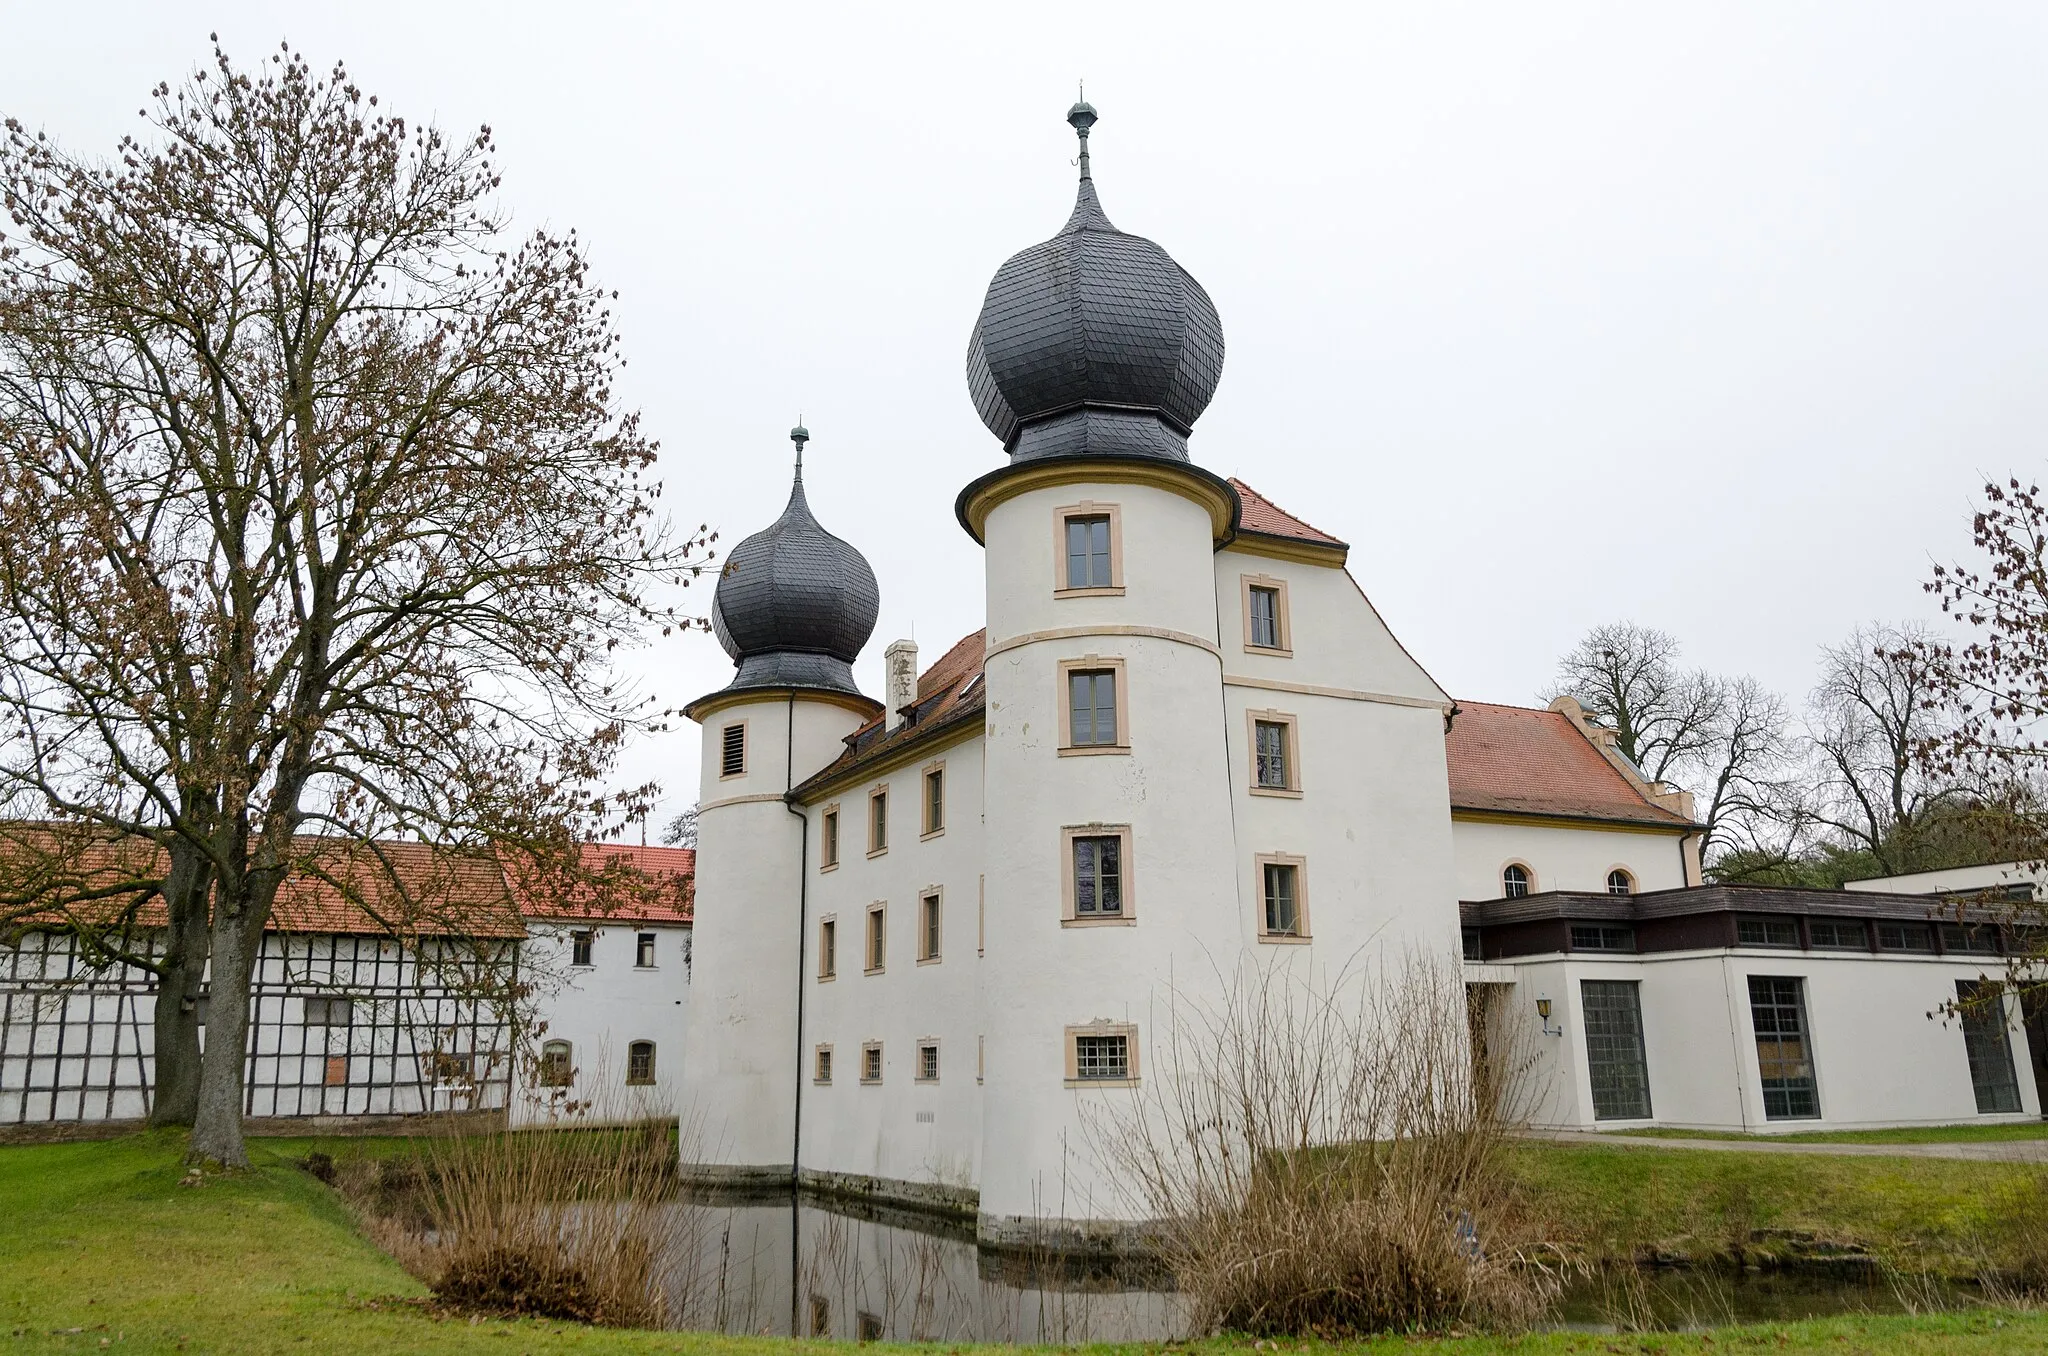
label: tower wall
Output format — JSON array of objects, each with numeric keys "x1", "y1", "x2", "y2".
[
  {"x1": 975, "y1": 470, "x2": 1241, "y2": 1230},
  {"x1": 681, "y1": 692, "x2": 868, "y2": 1178}
]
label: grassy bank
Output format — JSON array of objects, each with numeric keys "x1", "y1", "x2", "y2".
[
  {"x1": 1604, "y1": 1123, "x2": 2048, "y2": 1145},
  {"x1": 4, "y1": 1134, "x2": 2048, "y2": 1354}
]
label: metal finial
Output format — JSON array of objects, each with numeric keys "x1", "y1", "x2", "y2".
[
  {"x1": 1067, "y1": 91, "x2": 1098, "y2": 182},
  {"x1": 790, "y1": 420, "x2": 809, "y2": 473}
]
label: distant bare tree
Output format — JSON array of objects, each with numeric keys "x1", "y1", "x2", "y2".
[{"x1": 661, "y1": 804, "x2": 699, "y2": 850}]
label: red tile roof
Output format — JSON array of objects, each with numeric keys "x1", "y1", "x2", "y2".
[
  {"x1": 1447, "y1": 702, "x2": 1693, "y2": 828},
  {"x1": 794, "y1": 630, "x2": 989, "y2": 797},
  {"x1": 516, "y1": 843, "x2": 695, "y2": 925},
  {"x1": 1229, "y1": 479, "x2": 1347, "y2": 548}
]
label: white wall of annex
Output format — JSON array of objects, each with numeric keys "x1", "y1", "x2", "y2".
[
  {"x1": 515, "y1": 920, "x2": 691, "y2": 1126},
  {"x1": 1451, "y1": 819, "x2": 1688, "y2": 902}
]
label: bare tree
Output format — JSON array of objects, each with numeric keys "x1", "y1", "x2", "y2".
[
  {"x1": 0, "y1": 42, "x2": 709, "y2": 1163},
  {"x1": 661, "y1": 803, "x2": 699, "y2": 850}
]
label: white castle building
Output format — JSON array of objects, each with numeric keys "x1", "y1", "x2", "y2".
[{"x1": 681, "y1": 104, "x2": 2041, "y2": 1243}]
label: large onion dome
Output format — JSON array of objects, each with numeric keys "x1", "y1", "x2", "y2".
[
  {"x1": 703, "y1": 427, "x2": 879, "y2": 702},
  {"x1": 966, "y1": 101, "x2": 1226, "y2": 463}
]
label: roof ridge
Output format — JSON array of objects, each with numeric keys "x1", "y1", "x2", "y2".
[{"x1": 1228, "y1": 478, "x2": 1348, "y2": 547}]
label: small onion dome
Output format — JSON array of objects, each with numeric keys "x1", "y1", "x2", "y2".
[
  {"x1": 706, "y1": 435, "x2": 879, "y2": 700},
  {"x1": 966, "y1": 102, "x2": 1225, "y2": 463}
]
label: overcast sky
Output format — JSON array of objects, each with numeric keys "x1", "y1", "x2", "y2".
[{"x1": 6, "y1": 3, "x2": 2046, "y2": 827}]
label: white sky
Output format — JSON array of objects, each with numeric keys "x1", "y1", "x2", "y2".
[{"x1": 7, "y1": 3, "x2": 2047, "y2": 827}]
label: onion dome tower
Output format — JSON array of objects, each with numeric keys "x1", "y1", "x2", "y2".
[
  {"x1": 695, "y1": 425, "x2": 881, "y2": 710},
  {"x1": 965, "y1": 99, "x2": 1226, "y2": 464}
]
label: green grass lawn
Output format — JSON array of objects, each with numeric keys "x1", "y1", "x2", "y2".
[
  {"x1": 5, "y1": 1133, "x2": 2048, "y2": 1354},
  {"x1": 1601, "y1": 1122, "x2": 2048, "y2": 1145}
]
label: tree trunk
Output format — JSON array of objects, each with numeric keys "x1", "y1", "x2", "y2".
[
  {"x1": 147, "y1": 842, "x2": 212, "y2": 1128},
  {"x1": 187, "y1": 905, "x2": 261, "y2": 1166}
]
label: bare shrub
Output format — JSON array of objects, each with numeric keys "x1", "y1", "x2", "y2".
[
  {"x1": 1980, "y1": 1169, "x2": 2048, "y2": 1301},
  {"x1": 1086, "y1": 951, "x2": 1560, "y2": 1336}
]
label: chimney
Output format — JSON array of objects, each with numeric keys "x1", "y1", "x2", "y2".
[{"x1": 884, "y1": 639, "x2": 918, "y2": 732}]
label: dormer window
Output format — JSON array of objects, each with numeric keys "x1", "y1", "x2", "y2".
[{"x1": 1502, "y1": 864, "x2": 1531, "y2": 899}]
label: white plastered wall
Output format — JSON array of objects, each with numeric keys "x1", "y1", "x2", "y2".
[
  {"x1": 515, "y1": 920, "x2": 691, "y2": 1125},
  {"x1": 1451, "y1": 818, "x2": 1689, "y2": 902}
]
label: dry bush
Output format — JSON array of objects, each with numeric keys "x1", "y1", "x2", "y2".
[
  {"x1": 1981, "y1": 1170, "x2": 2048, "y2": 1301},
  {"x1": 1086, "y1": 951, "x2": 1560, "y2": 1337}
]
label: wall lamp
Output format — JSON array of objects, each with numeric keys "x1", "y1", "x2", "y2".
[{"x1": 1536, "y1": 993, "x2": 1564, "y2": 1038}]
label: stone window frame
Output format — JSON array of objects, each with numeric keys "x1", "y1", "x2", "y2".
[
  {"x1": 915, "y1": 1038, "x2": 941, "y2": 1084},
  {"x1": 1061, "y1": 823, "x2": 1136, "y2": 927},
  {"x1": 817, "y1": 914, "x2": 837, "y2": 981},
  {"x1": 626, "y1": 1040, "x2": 656, "y2": 1086},
  {"x1": 1240, "y1": 573, "x2": 1294, "y2": 657},
  {"x1": 813, "y1": 1044, "x2": 833, "y2": 1085},
  {"x1": 1053, "y1": 500, "x2": 1125, "y2": 598},
  {"x1": 820, "y1": 804, "x2": 840, "y2": 871},
  {"x1": 921, "y1": 760, "x2": 946, "y2": 839},
  {"x1": 1501, "y1": 861, "x2": 1535, "y2": 898},
  {"x1": 860, "y1": 1041, "x2": 884, "y2": 1085},
  {"x1": 1255, "y1": 851, "x2": 1311, "y2": 942},
  {"x1": 1606, "y1": 866, "x2": 1636, "y2": 896},
  {"x1": 867, "y1": 785, "x2": 889, "y2": 857},
  {"x1": 538, "y1": 1039, "x2": 574, "y2": 1088},
  {"x1": 917, "y1": 887, "x2": 943, "y2": 964},
  {"x1": 1063, "y1": 1020, "x2": 1141, "y2": 1088},
  {"x1": 719, "y1": 719, "x2": 748, "y2": 780},
  {"x1": 1246, "y1": 708, "x2": 1303, "y2": 797},
  {"x1": 1057, "y1": 655, "x2": 1131, "y2": 756},
  {"x1": 864, "y1": 902, "x2": 886, "y2": 974}
]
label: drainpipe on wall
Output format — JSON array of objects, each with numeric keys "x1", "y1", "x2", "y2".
[{"x1": 783, "y1": 695, "x2": 809, "y2": 1337}]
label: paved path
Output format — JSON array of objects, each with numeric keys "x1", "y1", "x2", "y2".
[{"x1": 1524, "y1": 1129, "x2": 2048, "y2": 1162}]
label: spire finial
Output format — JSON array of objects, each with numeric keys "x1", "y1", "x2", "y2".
[
  {"x1": 790, "y1": 419, "x2": 809, "y2": 475},
  {"x1": 1067, "y1": 89, "x2": 1098, "y2": 183}
]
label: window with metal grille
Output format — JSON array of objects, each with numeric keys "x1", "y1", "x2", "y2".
[
  {"x1": 865, "y1": 906, "x2": 885, "y2": 972},
  {"x1": 539, "y1": 1039, "x2": 573, "y2": 1087},
  {"x1": 1262, "y1": 862, "x2": 1301, "y2": 936},
  {"x1": 1737, "y1": 917, "x2": 1800, "y2": 948},
  {"x1": 302, "y1": 996, "x2": 353, "y2": 1026},
  {"x1": 1073, "y1": 836, "x2": 1123, "y2": 916},
  {"x1": 919, "y1": 892, "x2": 941, "y2": 962},
  {"x1": 924, "y1": 768, "x2": 944, "y2": 835},
  {"x1": 819, "y1": 918, "x2": 836, "y2": 979},
  {"x1": 720, "y1": 723, "x2": 746, "y2": 777},
  {"x1": 1807, "y1": 919, "x2": 1867, "y2": 950},
  {"x1": 626, "y1": 1040, "x2": 656, "y2": 1085},
  {"x1": 1877, "y1": 922, "x2": 1935, "y2": 953},
  {"x1": 1943, "y1": 924, "x2": 2000, "y2": 955},
  {"x1": 1248, "y1": 586, "x2": 1282, "y2": 649},
  {"x1": 1748, "y1": 976, "x2": 1818, "y2": 1119},
  {"x1": 570, "y1": 930, "x2": 594, "y2": 967},
  {"x1": 1065, "y1": 514, "x2": 1112, "y2": 589},
  {"x1": 1606, "y1": 869, "x2": 1634, "y2": 896},
  {"x1": 814, "y1": 1046, "x2": 832, "y2": 1084},
  {"x1": 822, "y1": 809, "x2": 840, "y2": 868},
  {"x1": 1958, "y1": 980, "x2": 2022, "y2": 1113},
  {"x1": 1569, "y1": 924, "x2": 1635, "y2": 952},
  {"x1": 1254, "y1": 720, "x2": 1290, "y2": 789},
  {"x1": 1502, "y1": 864, "x2": 1530, "y2": 898},
  {"x1": 1068, "y1": 669, "x2": 1119, "y2": 746},
  {"x1": 635, "y1": 933, "x2": 656, "y2": 968},
  {"x1": 1074, "y1": 1033, "x2": 1129, "y2": 1081},
  {"x1": 861, "y1": 1043, "x2": 882, "y2": 1083},
  {"x1": 869, "y1": 790, "x2": 888, "y2": 853},
  {"x1": 1582, "y1": 980, "x2": 1652, "y2": 1120},
  {"x1": 917, "y1": 1041, "x2": 939, "y2": 1082}
]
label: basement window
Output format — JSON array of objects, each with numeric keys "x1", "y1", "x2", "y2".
[{"x1": 626, "y1": 1040, "x2": 656, "y2": 1085}]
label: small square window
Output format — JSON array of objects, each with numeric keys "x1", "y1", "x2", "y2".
[
  {"x1": 861, "y1": 1042, "x2": 883, "y2": 1084},
  {"x1": 868, "y1": 789, "x2": 889, "y2": 855},
  {"x1": 303, "y1": 995, "x2": 353, "y2": 1027},
  {"x1": 626, "y1": 1040, "x2": 656, "y2": 1085},
  {"x1": 821, "y1": 807, "x2": 840, "y2": 870},
  {"x1": 923, "y1": 766, "x2": 945, "y2": 837},
  {"x1": 916, "y1": 1041, "x2": 940, "y2": 1083},
  {"x1": 720, "y1": 722, "x2": 747, "y2": 778},
  {"x1": 918, "y1": 892, "x2": 942, "y2": 963},
  {"x1": 819, "y1": 917, "x2": 837, "y2": 980},
  {"x1": 814, "y1": 1045, "x2": 833, "y2": 1085},
  {"x1": 1065, "y1": 1023, "x2": 1139, "y2": 1085},
  {"x1": 865, "y1": 905, "x2": 886, "y2": 973},
  {"x1": 570, "y1": 930, "x2": 594, "y2": 967},
  {"x1": 635, "y1": 933, "x2": 656, "y2": 968}
]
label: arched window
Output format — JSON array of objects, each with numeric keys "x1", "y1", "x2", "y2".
[
  {"x1": 1501, "y1": 864, "x2": 1531, "y2": 899},
  {"x1": 1607, "y1": 869, "x2": 1635, "y2": 896},
  {"x1": 626, "y1": 1040, "x2": 656, "y2": 1086},
  {"x1": 539, "y1": 1040, "x2": 573, "y2": 1087}
]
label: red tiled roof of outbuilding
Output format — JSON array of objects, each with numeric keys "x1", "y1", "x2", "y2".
[{"x1": 1446, "y1": 701, "x2": 1693, "y2": 829}]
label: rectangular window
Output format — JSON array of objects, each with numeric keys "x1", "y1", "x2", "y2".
[
  {"x1": 1748, "y1": 976, "x2": 1819, "y2": 1120},
  {"x1": 1251, "y1": 715, "x2": 1298, "y2": 792},
  {"x1": 1072, "y1": 1032, "x2": 1131, "y2": 1082},
  {"x1": 570, "y1": 930, "x2": 594, "y2": 967},
  {"x1": 1736, "y1": 917, "x2": 1801, "y2": 948},
  {"x1": 1249, "y1": 586, "x2": 1281, "y2": 648},
  {"x1": 918, "y1": 891, "x2": 942, "y2": 962},
  {"x1": 627, "y1": 1041, "x2": 656, "y2": 1085},
  {"x1": 821, "y1": 808, "x2": 840, "y2": 869},
  {"x1": 635, "y1": 933, "x2": 656, "y2": 968},
  {"x1": 861, "y1": 1042, "x2": 883, "y2": 1084},
  {"x1": 1065, "y1": 514, "x2": 1113, "y2": 589},
  {"x1": 916, "y1": 1040, "x2": 940, "y2": 1083},
  {"x1": 303, "y1": 996, "x2": 353, "y2": 1027},
  {"x1": 1067, "y1": 669, "x2": 1119, "y2": 747},
  {"x1": 868, "y1": 789, "x2": 888, "y2": 855},
  {"x1": 923, "y1": 767, "x2": 945, "y2": 837},
  {"x1": 720, "y1": 722, "x2": 747, "y2": 778},
  {"x1": 539, "y1": 1040, "x2": 573, "y2": 1087},
  {"x1": 814, "y1": 1045, "x2": 833, "y2": 1085},
  {"x1": 865, "y1": 905, "x2": 886, "y2": 973},
  {"x1": 1943, "y1": 924, "x2": 2000, "y2": 955},
  {"x1": 1877, "y1": 922, "x2": 1935, "y2": 953},
  {"x1": 1257, "y1": 855, "x2": 1309, "y2": 940},
  {"x1": 1240, "y1": 574, "x2": 1292, "y2": 654},
  {"x1": 1073, "y1": 835, "x2": 1123, "y2": 918},
  {"x1": 1958, "y1": 981, "x2": 2023, "y2": 1113},
  {"x1": 1462, "y1": 927, "x2": 1482, "y2": 962},
  {"x1": 819, "y1": 918, "x2": 837, "y2": 980},
  {"x1": 1582, "y1": 980, "x2": 1653, "y2": 1120},
  {"x1": 1807, "y1": 919, "x2": 1867, "y2": 950},
  {"x1": 1569, "y1": 924, "x2": 1636, "y2": 952}
]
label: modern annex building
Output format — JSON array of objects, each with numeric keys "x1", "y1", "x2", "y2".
[{"x1": 680, "y1": 105, "x2": 2042, "y2": 1239}]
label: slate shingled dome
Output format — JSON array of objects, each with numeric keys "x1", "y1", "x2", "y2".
[
  {"x1": 966, "y1": 104, "x2": 1225, "y2": 463},
  {"x1": 707, "y1": 461, "x2": 880, "y2": 700}
]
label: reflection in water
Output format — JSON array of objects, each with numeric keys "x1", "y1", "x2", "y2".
[{"x1": 645, "y1": 1193, "x2": 1980, "y2": 1342}]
